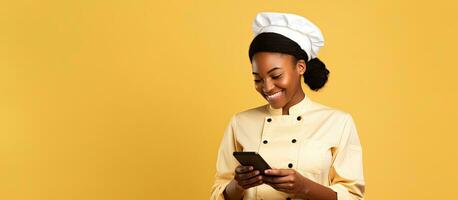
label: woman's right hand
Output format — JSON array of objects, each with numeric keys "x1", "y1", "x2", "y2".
[
  {"x1": 234, "y1": 165, "x2": 264, "y2": 189},
  {"x1": 223, "y1": 165, "x2": 264, "y2": 199}
]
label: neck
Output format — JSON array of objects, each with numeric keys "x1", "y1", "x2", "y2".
[{"x1": 282, "y1": 89, "x2": 305, "y2": 115}]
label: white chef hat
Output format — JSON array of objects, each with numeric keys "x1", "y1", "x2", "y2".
[{"x1": 252, "y1": 12, "x2": 324, "y2": 62}]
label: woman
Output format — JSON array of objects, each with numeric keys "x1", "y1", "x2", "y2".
[{"x1": 211, "y1": 12, "x2": 365, "y2": 200}]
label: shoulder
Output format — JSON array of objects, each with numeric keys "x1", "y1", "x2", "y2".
[
  {"x1": 307, "y1": 99, "x2": 352, "y2": 120},
  {"x1": 232, "y1": 104, "x2": 269, "y2": 123},
  {"x1": 236, "y1": 103, "x2": 268, "y2": 116},
  {"x1": 307, "y1": 100, "x2": 359, "y2": 145}
]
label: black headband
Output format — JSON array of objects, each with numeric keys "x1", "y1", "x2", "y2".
[{"x1": 248, "y1": 32, "x2": 309, "y2": 62}]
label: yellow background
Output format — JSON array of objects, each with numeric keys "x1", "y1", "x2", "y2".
[{"x1": 1, "y1": 0, "x2": 457, "y2": 199}]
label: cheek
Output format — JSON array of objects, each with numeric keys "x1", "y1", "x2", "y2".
[
  {"x1": 255, "y1": 84, "x2": 262, "y2": 92},
  {"x1": 277, "y1": 77, "x2": 292, "y2": 89}
]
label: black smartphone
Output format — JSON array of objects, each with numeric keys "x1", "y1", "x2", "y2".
[{"x1": 233, "y1": 151, "x2": 272, "y2": 174}]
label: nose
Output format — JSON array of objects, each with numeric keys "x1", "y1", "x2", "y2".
[{"x1": 262, "y1": 79, "x2": 275, "y2": 94}]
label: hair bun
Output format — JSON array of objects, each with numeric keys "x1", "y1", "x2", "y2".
[{"x1": 303, "y1": 58, "x2": 330, "y2": 91}]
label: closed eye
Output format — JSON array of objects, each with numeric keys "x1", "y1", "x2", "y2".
[{"x1": 272, "y1": 74, "x2": 282, "y2": 79}]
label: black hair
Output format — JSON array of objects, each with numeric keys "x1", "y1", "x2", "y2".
[{"x1": 248, "y1": 32, "x2": 329, "y2": 91}]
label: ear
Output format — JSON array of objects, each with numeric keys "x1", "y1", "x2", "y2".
[{"x1": 296, "y1": 59, "x2": 306, "y2": 75}]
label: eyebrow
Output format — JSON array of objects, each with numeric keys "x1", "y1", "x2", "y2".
[{"x1": 252, "y1": 67, "x2": 281, "y2": 75}]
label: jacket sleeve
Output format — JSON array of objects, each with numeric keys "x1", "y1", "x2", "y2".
[
  {"x1": 210, "y1": 114, "x2": 242, "y2": 200},
  {"x1": 327, "y1": 113, "x2": 365, "y2": 200}
]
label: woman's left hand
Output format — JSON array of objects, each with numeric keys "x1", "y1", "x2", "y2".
[{"x1": 262, "y1": 168, "x2": 310, "y2": 199}]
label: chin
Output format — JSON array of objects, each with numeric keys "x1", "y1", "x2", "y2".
[
  {"x1": 259, "y1": 91, "x2": 287, "y2": 109},
  {"x1": 266, "y1": 100, "x2": 285, "y2": 109}
]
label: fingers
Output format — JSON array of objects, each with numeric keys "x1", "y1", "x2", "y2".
[
  {"x1": 267, "y1": 182, "x2": 294, "y2": 190},
  {"x1": 262, "y1": 175, "x2": 295, "y2": 184},
  {"x1": 233, "y1": 165, "x2": 265, "y2": 189},
  {"x1": 241, "y1": 178, "x2": 263, "y2": 189},
  {"x1": 238, "y1": 174, "x2": 263, "y2": 188},
  {"x1": 235, "y1": 167, "x2": 260, "y2": 182},
  {"x1": 239, "y1": 169, "x2": 260, "y2": 180},
  {"x1": 267, "y1": 182, "x2": 296, "y2": 194},
  {"x1": 264, "y1": 168, "x2": 295, "y2": 176},
  {"x1": 235, "y1": 165, "x2": 260, "y2": 181},
  {"x1": 262, "y1": 169, "x2": 307, "y2": 195},
  {"x1": 235, "y1": 165, "x2": 253, "y2": 174}
]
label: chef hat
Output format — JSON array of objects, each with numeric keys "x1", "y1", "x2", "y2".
[{"x1": 251, "y1": 12, "x2": 324, "y2": 62}]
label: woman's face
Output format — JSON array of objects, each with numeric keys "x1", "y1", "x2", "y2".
[{"x1": 251, "y1": 52, "x2": 306, "y2": 109}]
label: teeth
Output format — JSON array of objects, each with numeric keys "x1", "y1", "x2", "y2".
[{"x1": 266, "y1": 91, "x2": 283, "y2": 100}]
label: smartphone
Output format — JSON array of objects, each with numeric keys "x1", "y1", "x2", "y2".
[{"x1": 233, "y1": 151, "x2": 271, "y2": 174}]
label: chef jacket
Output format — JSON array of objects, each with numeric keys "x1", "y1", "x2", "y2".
[{"x1": 210, "y1": 94, "x2": 365, "y2": 200}]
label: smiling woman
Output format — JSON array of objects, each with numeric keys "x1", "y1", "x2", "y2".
[
  {"x1": 252, "y1": 52, "x2": 304, "y2": 112},
  {"x1": 211, "y1": 12, "x2": 365, "y2": 200},
  {"x1": 248, "y1": 30, "x2": 330, "y2": 115}
]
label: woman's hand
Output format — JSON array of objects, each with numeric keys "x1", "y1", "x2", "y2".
[
  {"x1": 223, "y1": 165, "x2": 263, "y2": 200},
  {"x1": 234, "y1": 165, "x2": 264, "y2": 190},
  {"x1": 262, "y1": 168, "x2": 310, "y2": 199}
]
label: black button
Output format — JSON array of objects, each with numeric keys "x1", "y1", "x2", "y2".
[
  {"x1": 263, "y1": 140, "x2": 268, "y2": 144},
  {"x1": 267, "y1": 118, "x2": 272, "y2": 122},
  {"x1": 291, "y1": 139, "x2": 297, "y2": 143},
  {"x1": 286, "y1": 198, "x2": 291, "y2": 200},
  {"x1": 297, "y1": 116, "x2": 301, "y2": 121},
  {"x1": 288, "y1": 163, "x2": 293, "y2": 168}
]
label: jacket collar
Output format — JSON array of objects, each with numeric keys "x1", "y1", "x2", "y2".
[{"x1": 267, "y1": 93, "x2": 310, "y2": 116}]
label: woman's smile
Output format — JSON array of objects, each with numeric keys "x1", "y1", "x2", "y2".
[{"x1": 264, "y1": 90, "x2": 285, "y2": 102}]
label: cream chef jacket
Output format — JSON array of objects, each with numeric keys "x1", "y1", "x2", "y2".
[{"x1": 211, "y1": 94, "x2": 365, "y2": 200}]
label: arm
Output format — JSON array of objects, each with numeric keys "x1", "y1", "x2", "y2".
[
  {"x1": 210, "y1": 115, "x2": 243, "y2": 200},
  {"x1": 223, "y1": 179, "x2": 244, "y2": 200},
  {"x1": 326, "y1": 114, "x2": 365, "y2": 200},
  {"x1": 211, "y1": 114, "x2": 264, "y2": 200},
  {"x1": 302, "y1": 176, "x2": 337, "y2": 200}
]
